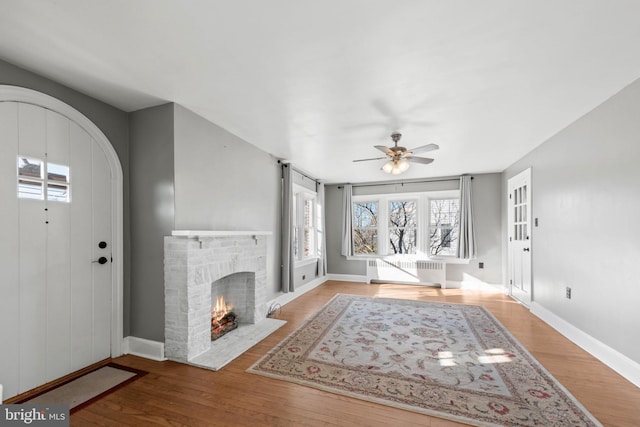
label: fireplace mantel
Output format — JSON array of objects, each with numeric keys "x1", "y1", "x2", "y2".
[{"x1": 172, "y1": 230, "x2": 273, "y2": 237}]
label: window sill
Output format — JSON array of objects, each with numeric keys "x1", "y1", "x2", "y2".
[
  {"x1": 295, "y1": 257, "x2": 319, "y2": 268},
  {"x1": 346, "y1": 254, "x2": 470, "y2": 265}
]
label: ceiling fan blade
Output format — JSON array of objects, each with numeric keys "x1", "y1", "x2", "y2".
[
  {"x1": 353, "y1": 157, "x2": 388, "y2": 163},
  {"x1": 408, "y1": 143, "x2": 439, "y2": 155},
  {"x1": 408, "y1": 156, "x2": 434, "y2": 164},
  {"x1": 374, "y1": 145, "x2": 394, "y2": 155}
]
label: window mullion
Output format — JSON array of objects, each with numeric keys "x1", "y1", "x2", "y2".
[
  {"x1": 418, "y1": 195, "x2": 426, "y2": 254},
  {"x1": 379, "y1": 199, "x2": 388, "y2": 255},
  {"x1": 298, "y1": 196, "x2": 304, "y2": 259}
]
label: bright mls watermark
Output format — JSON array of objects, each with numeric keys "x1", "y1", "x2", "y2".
[{"x1": 1, "y1": 405, "x2": 69, "y2": 426}]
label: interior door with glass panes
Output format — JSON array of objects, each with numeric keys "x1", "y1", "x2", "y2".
[
  {"x1": 508, "y1": 168, "x2": 532, "y2": 305},
  {"x1": 0, "y1": 101, "x2": 112, "y2": 400}
]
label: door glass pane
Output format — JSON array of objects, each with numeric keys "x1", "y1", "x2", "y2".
[
  {"x1": 18, "y1": 157, "x2": 44, "y2": 199},
  {"x1": 47, "y1": 183, "x2": 70, "y2": 202},
  {"x1": 47, "y1": 163, "x2": 70, "y2": 202},
  {"x1": 18, "y1": 157, "x2": 42, "y2": 179},
  {"x1": 47, "y1": 163, "x2": 69, "y2": 184},
  {"x1": 18, "y1": 179, "x2": 43, "y2": 199}
]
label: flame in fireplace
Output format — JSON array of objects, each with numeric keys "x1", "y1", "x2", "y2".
[{"x1": 212, "y1": 296, "x2": 232, "y2": 321}]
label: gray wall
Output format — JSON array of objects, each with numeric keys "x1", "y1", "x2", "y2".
[
  {"x1": 503, "y1": 77, "x2": 640, "y2": 364},
  {"x1": 448, "y1": 173, "x2": 502, "y2": 284},
  {"x1": 325, "y1": 173, "x2": 503, "y2": 285},
  {"x1": 129, "y1": 103, "x2": 175, "y2": 341},
  {"x1": 173, "y1": 104, "x2": 283, "y2": 302},
  {"x1": 0, "y1": 59, "x2": 133, "y2": 335}
]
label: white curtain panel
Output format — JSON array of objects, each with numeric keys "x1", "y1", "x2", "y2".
[
  {"x1": 281, "y1": 164, "x2": 295, "y2": 292},
  {"x1": 341, "y1": 184, "x2": 354, "y2": 257},
  {"x1": 457, "y1": 175, "x2": 477, "y2": 259}
]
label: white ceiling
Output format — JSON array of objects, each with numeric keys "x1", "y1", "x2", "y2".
[{"x1": 2, "y1": 1, "x2": 640, "y2": 183}]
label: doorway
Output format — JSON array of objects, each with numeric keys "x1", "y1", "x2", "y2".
[
  {"x1": 0, "y1": 86, "x2": 123, "y2": 400},
  {"x1": 508, "y1": 168, "x2": 532, "y2": 305}
]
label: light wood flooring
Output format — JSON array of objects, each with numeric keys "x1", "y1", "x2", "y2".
[{"x1": 75, "y1": 281, "x2": 640, "y2": 426}]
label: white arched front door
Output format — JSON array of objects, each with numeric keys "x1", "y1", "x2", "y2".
[{"x1": 0, "y1": 86, "x2": 123, "y2": 400}]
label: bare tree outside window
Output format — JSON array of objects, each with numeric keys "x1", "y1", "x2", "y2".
[
  {"x1": 430, "y1": 199, "x2": 459, "y2": 256},
  {"x1": 389, "y1": 200, "x2": 417, "y2": 254},
  {"x1": 353, "y1": 201, "x2": 378, "y2": 254}
]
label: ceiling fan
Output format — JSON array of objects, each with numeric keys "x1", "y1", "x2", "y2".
[{"x1": 353, "y1": 132, "x2": 439, "y2": 175}]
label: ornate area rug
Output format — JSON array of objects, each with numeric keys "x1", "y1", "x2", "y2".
[{"x1": 248, "y1": 294, "x2": 601, "y2": 427}]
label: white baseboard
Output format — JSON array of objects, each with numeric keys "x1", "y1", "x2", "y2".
[
  {"x1": 531, "y1": 302, "x2": 640, "y2": 389},
  {"x1": 326, "y1": 274, "x2": 369, "y2": 283},
  {"x1": 447, "y1": 280, "x2": 506, "y2": 293},
  {"x1": 267, "y1": 275, "x2": 328, "y2": 310},
  {"x1": 123, "y1": 336, "x2": 167, "y2": 361}
]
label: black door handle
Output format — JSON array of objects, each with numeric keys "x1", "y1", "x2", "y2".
[
  {"x1": 93, "y1": 256, "x2": 108, "y2": 264},
  {"x1": 523, "y1": 248, "x2": 530, "y2": 252}
]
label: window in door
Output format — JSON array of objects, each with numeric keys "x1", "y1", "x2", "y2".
[
  {"x1": 513, "y1": 185, "x2": 528, "y2": 241},
  {"x1": 18, "y1": 156, "x2": 70, "y2": 202}
]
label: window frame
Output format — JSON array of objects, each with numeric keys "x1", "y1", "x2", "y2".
[
  {"x1": 293, "y1": 184, "x2": 319, "y2": 265},
  {"x1": 427, "y1": 195, "x2": 460, "y2": 257},
  {"x1": 387, "y1": 198, "x2": 419, "y2": 255},
  {"x1": 352, "y1": 200, "x2": 379, "y2": 255},
  {"x1": 350, "y1": 190, "x2": 462, "y2": 260}
]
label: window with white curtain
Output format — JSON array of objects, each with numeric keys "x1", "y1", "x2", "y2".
[
  {"x1": 429, "y1": 198, "x2": 459, "y2": 256},
  {"x1": 353, "y1": 201, "x2": 378, "y2": 255},
  {"x1": 351, "y1": 190, "x2": 460, "y2": 258},
  {"x1": 293, "y1": 184, "x2": 319, "y2": 263}
]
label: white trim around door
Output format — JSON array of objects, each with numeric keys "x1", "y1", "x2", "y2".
[{"x1": 0, "y1": 85, "x2": 124, "y2": 358}]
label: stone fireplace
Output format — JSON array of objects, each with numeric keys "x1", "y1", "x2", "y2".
[{"x1": 164, "y1": 231, "x2": 285, "y2": 370}]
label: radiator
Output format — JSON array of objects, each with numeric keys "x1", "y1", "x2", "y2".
[{"x1": 366, "y1": 259, "x2": 446, "y2": 288}]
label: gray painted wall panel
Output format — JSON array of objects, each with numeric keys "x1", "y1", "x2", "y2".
[
  {"x1": 325, "y1": 184, "x2": 366, "y2": 276},
  {"x1": 503, "y1": 77, "x2": 640, "y2": 364},
  {"x1": 172, "y1": 104, "x2": 283, "y2": 303},
  {"x1": 447, "y1": 173, "x2": 502, "y2": 284},
  {"x1": 129, "y1": 103, "x2": 175, "y2": 341}
]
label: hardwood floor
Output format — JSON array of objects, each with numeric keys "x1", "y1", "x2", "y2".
[{"x1": 75, "y1": 281, "x2": 640, "y2": 426}]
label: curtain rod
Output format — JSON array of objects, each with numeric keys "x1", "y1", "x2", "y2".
[
  {"x1": 277, "y1": 160, "x2": 319, "y2": 183},
  {"x1": 336, "y1": 175, "x2": 471, "y2": 189}
]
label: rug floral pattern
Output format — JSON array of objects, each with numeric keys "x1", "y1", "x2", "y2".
[{"x1": 248, "y1": 294, "x2": 601, "y2": 427}]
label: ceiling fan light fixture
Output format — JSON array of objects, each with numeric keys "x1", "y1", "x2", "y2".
[
  {"x1": 382, "y1": 159, "x2": 410, "y2": 175},
  {"x1": 357, "y1": 132, "x2": 438, "y2": 175},
  {"x1": 397, "y1": 159, "x2": 410, "y2": 172},
  {"x1": 382, "y1": 160, "x2": 395, "y2": 174}
]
